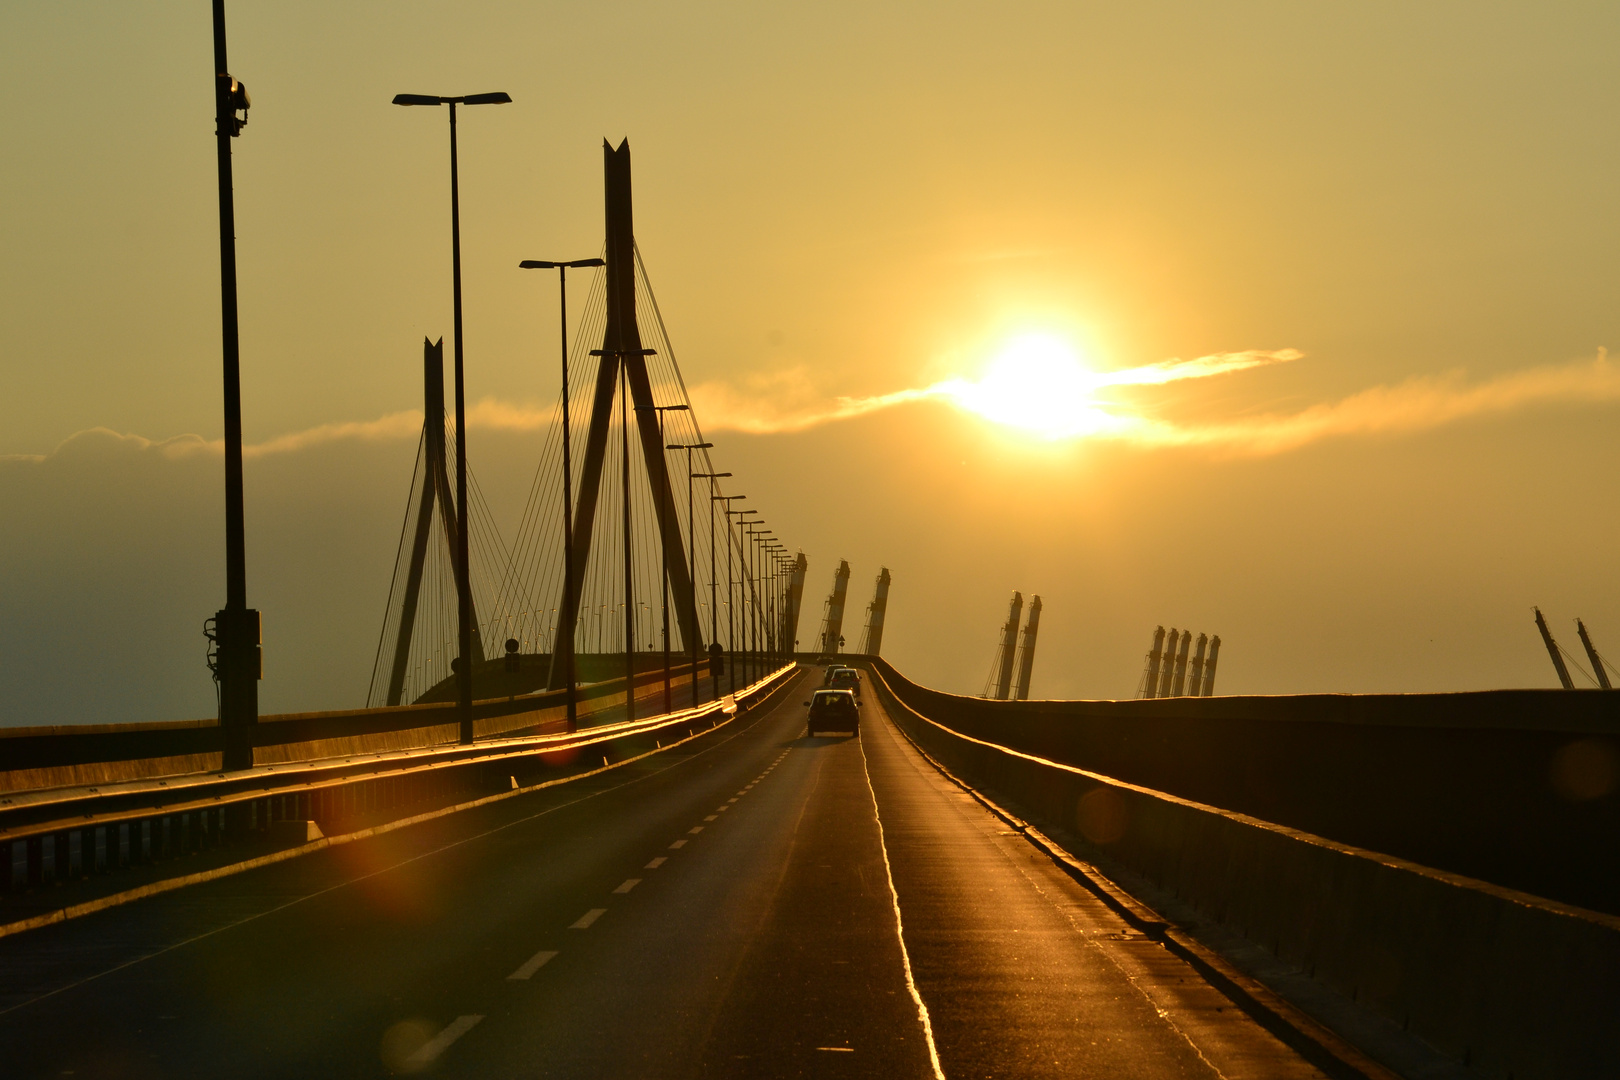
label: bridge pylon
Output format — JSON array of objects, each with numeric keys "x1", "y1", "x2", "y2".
[
  {"x1": 379, "y1": 337, "x2": 485, "y2": 706},
  {"x1": 545, "y1": 139, "x2": 702, "y2": 692}
]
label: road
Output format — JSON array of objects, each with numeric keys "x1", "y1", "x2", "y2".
[{"x1": 0, "y1": 667, "x2": 1332, "y2": 1078}]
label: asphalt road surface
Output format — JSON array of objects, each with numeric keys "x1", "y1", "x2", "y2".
[{"x1": 0, "y1": 667, "x2": 1332, "y2": 1078}]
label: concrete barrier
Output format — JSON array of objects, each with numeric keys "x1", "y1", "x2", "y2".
[
  {"x1": 849, "y1": 656, "x2": 1620, "y2": 916},
  {"x1": 868, "y1": 662, "x2": 1620, "y2": 1080}
]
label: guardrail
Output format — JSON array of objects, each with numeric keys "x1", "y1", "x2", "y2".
[
  {"x1": 1, "y1": 659, "x2": 727, "y2": 793},
  {"x1": 0, "y1": 664, "x2": 799, "y2": 910},
  {"x1": 862, "y1": 658, "x2": 1620, "y2": 1080}
]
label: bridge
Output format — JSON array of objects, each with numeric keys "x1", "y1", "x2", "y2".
[{"x1": 3, "y1": 63, "x2": 1619, "y2": 1080}]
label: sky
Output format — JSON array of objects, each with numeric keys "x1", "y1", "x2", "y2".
[{"x1": 5, "y1": 1, "x2": 1620, "y2": 726}]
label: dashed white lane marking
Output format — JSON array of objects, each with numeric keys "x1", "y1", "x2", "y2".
[
  {"x1": 404, "y1": 1014, "x2": 484, "y2": 1068},
  {"x1": 688, "y1": 826, "x2": 705, "y2": 834},
  {"x1": 817, "y1": 1047, "x2": 855, "y2": 1052},
  {"x1": 727, "y1": 797, "x2": 740, "y2": 803},
  {"x1": 645, "y1": 856, "x2": 668, "y2": 869},
  {"x1": 716, "y1": 806, "x2": 730, "y2": 812},
  {"x1": 669, "y1": 839, "x2": 688, "y2": 849},
  {"x1": 570, "y1": 908, "x2": 607, "y2": 929},
  {"x1": 703, "y1": 815, "x2": 718, "y2": 822},
  {"x1": 613, "y1": 878, "x2": 641, "y2": 894},
  {"x1": 507, "y1": 950, "x2": 558, "y2": 980}
]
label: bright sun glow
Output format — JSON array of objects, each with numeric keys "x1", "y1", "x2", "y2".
[{"x1": 938, "y1": 334, "x2": 1130, "y2": 440}]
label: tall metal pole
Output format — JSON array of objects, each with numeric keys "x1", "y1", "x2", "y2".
[
  {"x1": 687, "y1": 450, "x2": 697, "y2": 703},
  {"x1": 621, "y1": 361, "x2": 634, "y2": 720},
  {"x1": 726, "y1": 510, "x2": 739, "y2": 693},
  {"x1": 657, "y1": 410, "x2": 671, "y2": 713},
  {"x1": 708, "y1": 490, "x2": 719, "y2": 701},
  {"x1": 211, "y1": 0, "x2": 258, "y2": 772},
  {"x1": 446, "y1": 102, "x2": 477, "y2": 744},
  {"x1": 559, "y1": 268, "x2": 577, "y2": 730}
]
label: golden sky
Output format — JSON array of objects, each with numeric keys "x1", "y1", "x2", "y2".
[{"x1": 5, "y1": 2, "x2": 1620, "y2": 721}]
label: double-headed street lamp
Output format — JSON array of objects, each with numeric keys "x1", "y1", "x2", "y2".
[
  {"x1": 733, "y1": 510, "x2": 761, "y2": 680},
  {"x1": 518, "y1": 257, "x2": 604, "y2": 731},
  {"x1": 689, "y1": 470, "x2": 731, "y2": 704},
  {"x1": 641, "y1": 405, "x2": 690, "y2": 713},
  {"x1": 746, "y1": 524, "x2": 772, "y2": 682},
  {"x1": 394, "y1": 89, "x2": 511, "y2": 744},
  {"x1": 665, "y1": 439, "x2": 712, "y2": 701},
  {"x1": 714, "y1": 495, "x2": 746, "y2": 693}
]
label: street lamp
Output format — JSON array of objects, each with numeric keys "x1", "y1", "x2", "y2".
[
  {"x1": 640, "y1": 404, "x2": 689, "y2": 713},
  {"x1": 518, "y1": 257, "x2": 603, "y2": 732},
  {"x1": 746, "y1": 524, "x2": 771, "y2": 682},
  {"x1": 689, "y1": 471, "x2": 731, "y2": 703},
  {"x1": 394, "y1": 88, "x2": 512, "y2": 744},
  {"x1": 666, "y1": 440, "x2": 713, "y2": 701},
  {"x1": 206, "y1": 0, "x2": 259, "y2": 771},
  {"x1": 733, "y1": 510, "x2": 761, "y2": 681},
  {"x1": 715, "y1": 495, "x2": 746, "y2": 693}
]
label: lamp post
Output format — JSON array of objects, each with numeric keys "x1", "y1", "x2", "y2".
[
  {"x1": 666, "y1": 440, "x2": 713, "y2": 701},
  {"x1": 769, "y1": 546, "x2": 787, "y2": 664},
  {"x1": 207, "y1": 0, "x2": 259, "y2": 771},
  {"x1": 518, "y1": 257, "x2": 602, "y2": 731},
  {"x1": 746, "y1": 524, "x2": 770, "y2": 682},
  {"x1": 393, "y1": 89, "x2": 511, "y2": 744},
  {"x1": 640, "y1": 404, "x2": 689, "y2": 713},
  {"x1": 688, "y1": 471, "x2": 730, "y2": 704},
  {"x1": 588, "y1": 347, "x2": 656, "y2": 721},
  {"x1": 715, "y1": 495, "x2": 746, "y2": 694},
  {"x1": 734, "y1": 510, "x2": 761, "y2": 681}
]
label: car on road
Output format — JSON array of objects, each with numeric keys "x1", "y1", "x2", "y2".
[
  {"x1": 826, "y1": 667, "x2": 862, "y2": 697},
  {"x1": 804, "y1": 689, "x2": 860, "y2": 737}
]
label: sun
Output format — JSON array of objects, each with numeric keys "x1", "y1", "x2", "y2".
[{"x1": 942, "y1": 334, "x2": 1125, "y2": 440}]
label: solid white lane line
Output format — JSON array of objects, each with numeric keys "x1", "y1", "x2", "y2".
[
  {"x1": 669, "y1": 839, "x2": 687, "y2": 849},
  {"x1": 645, "y1": 857, "x2": 667, "y2": 869},
  {"x1": 507, "y1": 950, "x2": 558, "y2": 980},
  {"x1": 404, "y1": 1014, "x2": 483, "y2": 1068},
  {"x1": 613, "y1": 878, "x2": 641, "y2": 894},
  {"x1": 817, "y1": 1047, "x2": 855, "y2": 1052},
  {"x1": 570, "y1": 908, "x2": 607, "y2": 929},
  {"x1": 859, "y1": 737, "x2": 946, "y2": 1080},
  {"x1": 688, "y1": 826, "x2": 704, "y2": 834}
]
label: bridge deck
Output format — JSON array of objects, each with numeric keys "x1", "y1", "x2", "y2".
[{"x1": 0, "y1": 668, "x2": 1339, "y2": 1078}]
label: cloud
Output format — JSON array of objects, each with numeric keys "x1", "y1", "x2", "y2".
[
  {"x1": 11, "y1": 349, "x2": 1620, "y2": 473},
  {"x1": 685, "y1": 347, "x2": 1305, "y2": 436},
  {"x1": 1152, "y1": 350, "x2": 1620, "y2": 454},
  {"x1": 688, "y1": 349, "x2": 1620, "y2": 454}
]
